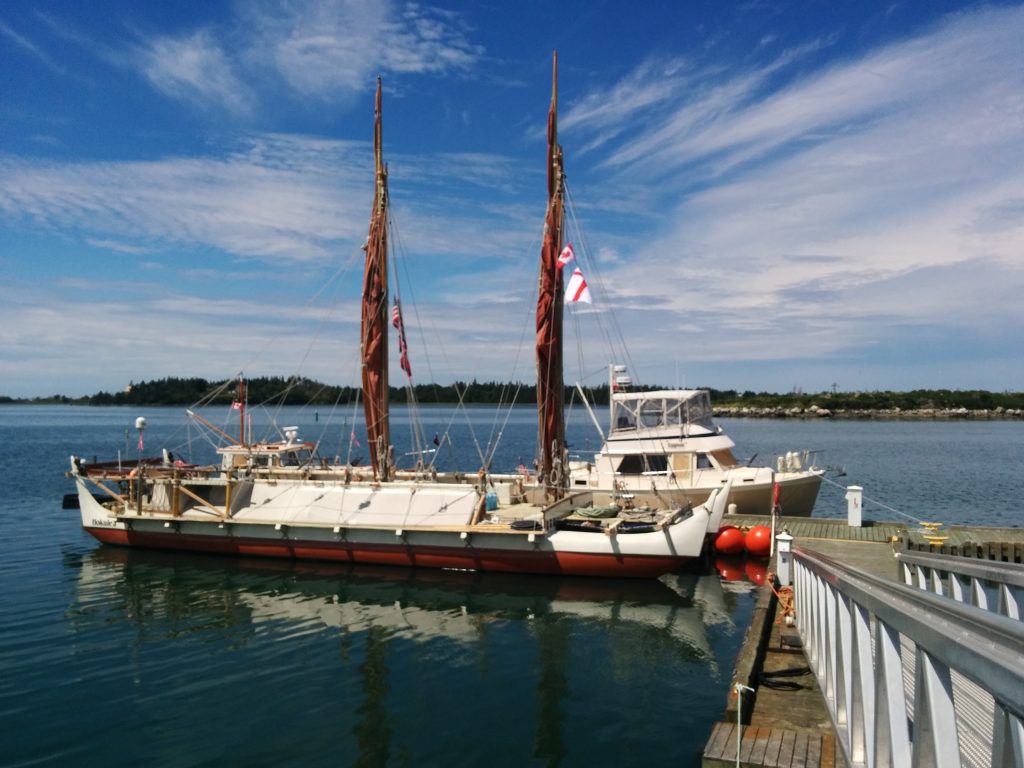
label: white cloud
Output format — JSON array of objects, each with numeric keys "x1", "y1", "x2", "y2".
[
  {"x1": 4, "y1": 4, "x2": 1024, "y2": 396},
  {"x1": 246, "y1": 0, "x2": 392, "y2": 98},
  {"x1": 85, "y1": 238, "x2": 153, "y2": 255},
  {"x1": 0, "y1": 133, "x2": 540, "y2": 272},
  {"x1": 137, "y1": 29, "x2": 255, "y2": 114},
  {"x1": 129, "y1": 0, "x2": 483, "y2": 111},
  {"x1": 0, "y1": 17, "x2": 64, "y2": 73},
  {"x1": 0, "y1": 136, "x2": 370, "y2": 263},
  {"x1": 557, "y1": 6, "x2": 1024, "y2": 390}
]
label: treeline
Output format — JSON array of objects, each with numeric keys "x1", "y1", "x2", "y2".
[
  {"x1": 3, "y1": 377, "x2": 1024, "y2": 412},
  {"x1": 0, "y1": 376, "x2": 606, "y2": 407}
]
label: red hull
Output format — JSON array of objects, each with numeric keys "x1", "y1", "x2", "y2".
[{"x1": 84, "y1": 526, "x2": 682, "y2": 578}]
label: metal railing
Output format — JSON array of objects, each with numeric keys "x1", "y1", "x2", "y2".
[
  {"x1": 793, "y1": 545, "x2": 1024, "y2": 768},
  {"x1": 896, "y1": 550, "x2": 1024, "y2": 620}
]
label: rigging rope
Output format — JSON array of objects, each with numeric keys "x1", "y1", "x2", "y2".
[
  {"x1": 818, "y1": 471, "x2": 931, "y2": 526},
  {"x1": 563, "y1": 182, "x2": 641, "y2": 384}
]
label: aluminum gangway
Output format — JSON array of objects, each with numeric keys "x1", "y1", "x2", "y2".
[
  {"x1": 792, "y1": 545, "x2": 1024, "y2": 768},
  {"x1": 896, "y1": 550, "x2": 1024, "y2": 620}
]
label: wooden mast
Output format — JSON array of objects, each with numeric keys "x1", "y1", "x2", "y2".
[
  {"x1": 536, "y1": 52, "x2": 567, "y2": 500},
  {"x1": 361, "y1": 77, "x2": 392, "y2": 481},
  {"x1": 237, "y1": 378, "x2": 246, "y2": 446}
]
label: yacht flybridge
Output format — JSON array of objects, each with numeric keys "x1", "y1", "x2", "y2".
[{"x1": 569, "y1": 366, "x2": 824, "y2": 517}]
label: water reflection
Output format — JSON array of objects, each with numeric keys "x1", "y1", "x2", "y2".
[
  {"x1": 713, "y1": 556, "x2": 768, "y2": 587},
  {"x1": 70, "y1": 548, "x2": 739, "y2": 658},
  {"x1": 64, "y1": 549, "x2": 752, "y2": 767}
]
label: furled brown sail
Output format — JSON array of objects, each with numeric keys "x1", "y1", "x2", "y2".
[
  {"x1": 361, "y1": 77, "x2": 392, "y2": 480},
  {"x1": 535, "y1": 53, "x2": 567, "y2": 499}
]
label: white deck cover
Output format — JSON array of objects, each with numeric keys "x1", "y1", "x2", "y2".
[{"x1": 236, "y1": 481, "x2": 479, "y2": 527}]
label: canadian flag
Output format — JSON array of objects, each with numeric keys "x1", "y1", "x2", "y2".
[
  {"x1": 564, "y1": 265, "x2": 592, "y2": 303},
  {"x1": 556, "y1": 242, "x2": 575, "y2": 269}
]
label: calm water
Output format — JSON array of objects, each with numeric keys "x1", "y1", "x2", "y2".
[{"x1": 1, "y1": 405, "x2": 1021, "y2": 767}]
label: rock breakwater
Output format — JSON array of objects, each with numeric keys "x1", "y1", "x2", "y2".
[{"x1": 712, "y1": 405, "x2": 1024, "y2": 420}]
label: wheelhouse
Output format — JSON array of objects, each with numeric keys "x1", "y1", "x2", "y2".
[{"x1": 218, "y1": 441, "x2": 319, "y2": 471}]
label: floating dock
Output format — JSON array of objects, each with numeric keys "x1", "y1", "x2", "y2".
[{"x1": 701, "y1": 514, "x2": 1024, "y2": 767}]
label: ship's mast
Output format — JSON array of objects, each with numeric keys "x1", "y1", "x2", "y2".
[
  {"x1": 360, "y1": 77, "x2": 393, "y2": 481},
  {"x1": 535, "y1": 52, "x2": 567, "y2": 500}
]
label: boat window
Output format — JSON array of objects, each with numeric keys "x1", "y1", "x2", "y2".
[
  {"x1": 612, "y1": 403, "x2": 636, "y2": 430},
  {"x1": 282, "y1": 449, "x2": 312, "y2": 467},
  {"x1": 664, "y1": 402, "x2": 683, "y2": 425},
  {"x1": 639, "y1": 401, "x2": 663, "y2": 427},
  {"x1": 686, "y1": 392, "x2": 714, "y2": 429},
  {"x1": 616, "y1": 454, "x2": 667, "y2": 474},
  {"x1": 696, "y1": 453, "x2": 713, "y2": 469},
  {"x1": 709, "y1": 449, "x2": 738, "y2": 469}
]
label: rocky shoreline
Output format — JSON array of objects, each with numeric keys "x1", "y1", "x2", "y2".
[{"x1": 713, "y1": 405, "x2": 1024, "y2": 420}]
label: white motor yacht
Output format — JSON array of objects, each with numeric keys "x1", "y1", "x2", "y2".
[{"x1": 569, "y1": 366, "x2": 824, "y2": 517}]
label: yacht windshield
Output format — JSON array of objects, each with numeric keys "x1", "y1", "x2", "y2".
[{"x1": 611, "y1": 391, "x2": 715, "y2": 432}]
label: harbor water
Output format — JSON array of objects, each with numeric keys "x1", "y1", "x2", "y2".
[{"x1": 1, "y1": 405, "x2": 1021, "y2": 766}]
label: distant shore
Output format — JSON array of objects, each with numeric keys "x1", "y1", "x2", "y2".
[
  {"x1": 3, "y1": 375, "x2": 1023, "y2": 418},
  {"x1": 713, "y1": 405, "x2": 1024, "y2": 420},
  {"x1": 3, "y1": 400, "x2": 1022, "y2": 421}
]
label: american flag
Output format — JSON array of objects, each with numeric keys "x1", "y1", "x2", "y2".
[{"x1": 392, "y1": 298, "x2": 412, "y2": 377}]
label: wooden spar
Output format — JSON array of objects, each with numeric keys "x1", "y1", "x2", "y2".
[
  {"x1": 536, "y1": 52, "x2": 567, "y2": 500},
  {"x1": 187, "y1": 409, "x2": 241, "y2": 446},
  {"x1": 237, "y1": 379, "x2": 246, "y2": 445},
  {"x1": 361, "y1": 76, "x2": 392, "y2": 481},
  {"x1": 86, "y1": 477, "x2": 129, "y2": 506},
  {"x1": 135, "y1": 466, "x2": 144, "y2": 516},
  {"x1": 174, "y1": 483, "x2": 230, "y2": 519}
]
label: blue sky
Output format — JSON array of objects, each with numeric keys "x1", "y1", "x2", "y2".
[{"x1": 2, "y1": 1, "x2": 1023, "y2": 398}]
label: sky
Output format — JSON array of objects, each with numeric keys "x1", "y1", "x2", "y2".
[{"x1": 2, "y1": 0, "x2": 1023, "y2": 398}]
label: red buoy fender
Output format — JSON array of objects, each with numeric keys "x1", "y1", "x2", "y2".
[
  {"x1": 714, "y1": 525, "x2": 745, "y2": 555},
  {"x1": 745, "y1": 525, "x2": 772, "y2": 557}
]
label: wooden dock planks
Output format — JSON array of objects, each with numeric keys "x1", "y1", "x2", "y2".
[
  {"x1": 703, "y1": 723, "x2": 836, "y2": 767},
  {"x1": 703, "y1": 515, "x2": 1023, "y2": 767}
]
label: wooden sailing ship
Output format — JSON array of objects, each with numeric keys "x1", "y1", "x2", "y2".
[{"x1": 68, "y1": 57, "x2": 731, "y2": 578}]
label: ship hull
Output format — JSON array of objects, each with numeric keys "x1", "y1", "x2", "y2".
[
  {"x1": 85, "y1": 525, "x2": 682, "y2": 578},
  {"x1": 570, "y1": 469, "x2": 823, "y2": 517},
  {"x1": 75, "y1": 473, "x2": 726, "y2": 579}
]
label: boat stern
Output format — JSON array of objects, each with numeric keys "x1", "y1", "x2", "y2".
[{"x1": 69, "y1": 456, "x2": 129, "y2": 544}]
